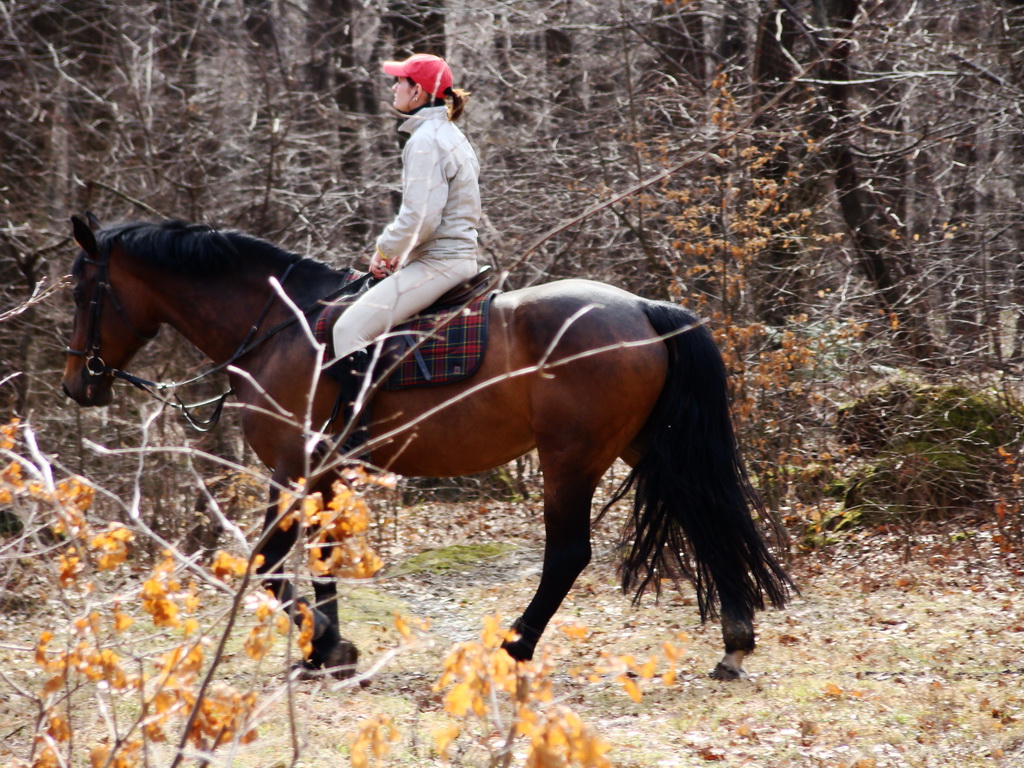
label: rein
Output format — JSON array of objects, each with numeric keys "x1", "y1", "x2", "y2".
[{"x1": 67, "y1": 244, "x2": 370, "y2": 432}]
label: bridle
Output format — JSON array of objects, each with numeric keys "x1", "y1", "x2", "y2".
[
  {"x1": 66, "y1": 246, "x2": 158, "y2": 380},
  {"x1": 65, "y1": 241, "x2": 371, "y2": 432},
  {"x1": 65, "y1": 242, "x2": 302, "y2": 431}
]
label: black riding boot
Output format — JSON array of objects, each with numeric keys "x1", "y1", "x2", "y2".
[{"x1": 322, "y1": 349, "x2": 371, "y2": 457}]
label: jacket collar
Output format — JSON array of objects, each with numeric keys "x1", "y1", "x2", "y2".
[{"x1": 398, "y1": 105, "x2": 448, "y2": 135}]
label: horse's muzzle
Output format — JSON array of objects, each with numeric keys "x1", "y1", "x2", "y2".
[{"x1": 62, "y1": 375, "x2": 113, "y2": 407}]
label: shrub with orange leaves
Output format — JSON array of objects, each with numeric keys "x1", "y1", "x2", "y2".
[
  {"x1": 242, "y1": 588, "x2": 290, "y2": 661},
  {"x1": 89, "y1": 741, "x2": 141, "y2": 768},
  {"x1": 306, "y1": 492, "x2": 383, "y2": 580},
  {"x1": 0, "y1": 419, "x2": 23, "y2": 507},
  {"x1": 0, "y1": 417, "x2": 18, "y2": 449},
  {"x1": 89, "y1": 523, "x2": 134, "y2": 570},
  {"x1": 435, "y1": 614, "x2": 523, "y2": 720},
  {"x1": 656, "y1": 78, "x2": 859, "y2": 507},
  {"x1": 520, "y1": 706, "x2": 612, "y2": 768},
  {"x1": 2, "y1": 420, "x2": 96, "y2": 537},
  {"x1": 1, "y1": 420, "x2": 275, "y2": 768},
  {"x1": 140, "y1": 552, "x2": 183, "y2": 627},
  {"x1": 422, "y1": 615, "x2": 613, "y2": 767},
  {"x1": 350, "y1": 714, "x2": 401, "y2": 768},
  {"x1": 276, "y1": 474, "x2": 384, "y2": 580}
]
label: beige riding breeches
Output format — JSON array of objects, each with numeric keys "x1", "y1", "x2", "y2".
[{"x1": 330, "y1": 254, "x2": 478, "y2": 361}]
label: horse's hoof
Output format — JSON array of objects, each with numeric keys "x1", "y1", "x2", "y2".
[
  {"x1": 289, "y1": 658, "x2": 358, "y2": 681},
  {"x1": 709, "y1": 662, "x2": 749, "y2": 681},
  {"x1": 289, "y1": 662, "x2": 315, "y2": 681},
  {"x1": 292, "y1": 637, "x2": 360, "y2": 681},
  {"x1": 501, "y1": 638, "x2": 534, "y2": 662},
  {"x1": 321, "y1": 639, "x2": 359, "y2": 680}
]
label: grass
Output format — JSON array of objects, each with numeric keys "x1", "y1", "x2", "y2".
[{"x1": 385, "y1": 542, "x2": 516, "y2": 577}]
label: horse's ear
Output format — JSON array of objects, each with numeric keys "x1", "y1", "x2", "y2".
[
  {"x1": 71, "y1": 215, "x2": 98, "y2": 257},
  {"x1": 85, "y1": 211, "x2": 101, "y2": 231}
]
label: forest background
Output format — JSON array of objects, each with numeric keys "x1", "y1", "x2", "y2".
[{"x1": 2, "y1": 1, "x2": 1024, "y2": 767}]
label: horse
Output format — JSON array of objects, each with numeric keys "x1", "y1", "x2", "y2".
[{"x1": 62, "y1": 215, "x2": 794, "y2": 681}]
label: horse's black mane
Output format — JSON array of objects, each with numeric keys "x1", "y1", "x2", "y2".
[{"x1": 89, "y1": 220, "x2": 340, "y2": 280}]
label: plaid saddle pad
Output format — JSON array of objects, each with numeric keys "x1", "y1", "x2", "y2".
[{"x1": 313, "y1": 284, "x2": 495, "y2": 391}]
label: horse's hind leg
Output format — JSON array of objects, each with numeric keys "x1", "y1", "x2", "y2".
[
  {"x1": 620, "y1": 439, "x2": 757, "y2": 680},
  {"x1": 502, "y1": 462, "x2": 598, "y2": 662},
  {"x1": 713, "y1": 603, "x2": 755, "y2": 680}
]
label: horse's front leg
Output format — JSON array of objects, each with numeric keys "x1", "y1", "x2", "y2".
[
  {"x1": 256, "y1": 473, "x2": 358, "y2": 678},
  {"x1": 308, "y1": 574, "x2": 358, "y2": 675},
  {"x1": 502, "y1": 475, "x2": 594, "y2": 662}
]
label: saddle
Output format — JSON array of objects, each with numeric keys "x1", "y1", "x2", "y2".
[{"x1": 313, "y1": 266, "x2": 499, "y2": 391}]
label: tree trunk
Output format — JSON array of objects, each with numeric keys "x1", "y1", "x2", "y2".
[
  {"x1": 811, "y1": 0, "x2": 936, "y2": 358},
  {"x1": 719, "y1": 0, "x2": 749, "y2": 67},
  {"x1": 307, "y1": 0, "x2": 371, "y2": 238},
  {"x1": 650, "y1": 0, "x2": 708, "y2": 87},
  {"x1": 242, "y1": 0, "x2": 277, "y2": 51}
]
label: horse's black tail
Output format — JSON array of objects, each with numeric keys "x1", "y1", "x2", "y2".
[{"x1": 602, "y1": 301, "x2": 794, "y2": 622}]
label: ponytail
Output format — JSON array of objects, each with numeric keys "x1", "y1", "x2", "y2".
[{"x1": 444, "y1": 87, "x2": 470, "y2": 122}]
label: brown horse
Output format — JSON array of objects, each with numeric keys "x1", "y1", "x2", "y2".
[{"x1": 62, "y1": 215, "x2": 793, "y2": 680}]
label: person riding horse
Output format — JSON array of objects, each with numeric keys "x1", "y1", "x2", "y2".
[
  {"x1": 65, "y1": 213, "x2": 793, "y2": 680},
  {"x1": 63, "y1": 55, "x2": 794, "y2": 681},
  {"x1": 326, "y1": 53, "x2": 480, "y2": 424}
]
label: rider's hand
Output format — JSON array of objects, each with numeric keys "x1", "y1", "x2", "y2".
[{"x1": 369, "y1": 249, "x2": 394, "y2": 279}]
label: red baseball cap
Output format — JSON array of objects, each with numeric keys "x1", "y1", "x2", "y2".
[{"x1": 382, "y1": 53, "x2": 453, "y2": 98}]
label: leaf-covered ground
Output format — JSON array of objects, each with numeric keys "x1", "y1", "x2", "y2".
[
  {"x1": 327, "y1": 498, "x2": 1024, "y2": 767},
  {"x1": 2, "y1": 490, "x2": 1022, "y2": 767}
]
